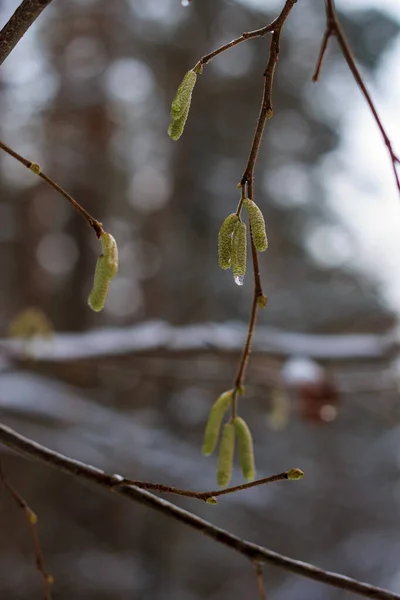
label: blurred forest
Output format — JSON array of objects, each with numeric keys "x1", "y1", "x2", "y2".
[{"x1": 1, "y1": 1, "x2": 400, "y2": 599}]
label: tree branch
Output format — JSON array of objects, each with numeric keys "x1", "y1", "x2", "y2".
[
  {"x1": 0, "y1": 139, "x2": 103, "y2": 237},
  {"x1": 0, "y1": 460, "x2": 53, "y2": 599},
  {"x1": 0, "y1": 0, "x2": 53, "y2": 67},
  {"x1": 0, "y1": 423, "x2": 399, "y2": 600},
  {"x1": 231, "y1": 0, "x2": 296, "y2": 411},
  {"x1": 111, "y1": 469, "x2": 302, "y2": 503},
  {"x1": 313, "y1": 0, "x2": 400, "y2": 195}
]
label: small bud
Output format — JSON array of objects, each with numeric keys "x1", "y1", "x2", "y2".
[
  {"x1": 28, "y1": 510, "x2": 38, "y2": 524},
  {"x1": 218, "y1": 213, "x2": 239, "y2": 270},
  {"x1": 202, "y1": 390, "x2": 233, "y2": 456},
  {"x1": 217, "y1": 423, "x2": 236, "y2": 488},
  {"x1": 287, "y1": 468, "x2": 304, "y2": 481},
  {"x1": 257, "y1": 294, "x2": 268, "y2": 309},
  {"x1": 29, "y1": 163, "x2": 41, "y2": 175},
  {"x1": 168, "y1": 70, "x2": 197, "y2": 141},
  {"x1": 46, "y1": 575, "x2": 54, "y2": 585},
  {"x1": 243, "y1": 198, "x2": 268, "y2": 252},
  {"x1": 205, "y1": 496, "x2": 218, "y2": 504},
  {"x1": 231, "y1": 221, "x2": 247, "y2": 280},
  {"x1": 233, "y1": 417, "x2": 256, "y2": 481}
]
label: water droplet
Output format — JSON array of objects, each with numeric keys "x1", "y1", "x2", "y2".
[
  {"x1": 234, "y1": 274, "x2": 244, "y2": 286},
  {"x1": 181, "y1": 0, "x2": 190, "y2": 5}
]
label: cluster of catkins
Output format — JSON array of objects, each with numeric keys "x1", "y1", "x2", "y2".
[
  {"x1": 218, "y1": 199, "x2": 268, "y2": 284},
  {"x1": 168, "y1": 69, "x2": 271, "y2": 486},
  {"x1": 202, "y1": 390, "x2": 255, "y2": 487}
]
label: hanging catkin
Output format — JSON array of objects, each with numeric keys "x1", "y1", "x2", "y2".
[
  {"x1": 217, "y1": 422, "x2": 236, "y2": 487},
  {"x1": 168, "y1": 70, "x2": 197, "y2": 141},
  {"x1": 243, "y1": 198, "x2": 268, "y2": 252},
  {"x1": 231, "y1": 221, "x2": 247, "y2": 278},
  {"x1": 233, "y1": 416, "x2": 256, "y2": 481},
  {"x1": 202, "y1": 390, "x2": 233, "y2": 456},
  {"x1": 218, "y1": 214, "x2": 240, "y2": 269},
  {"x1": 88, "y1": 232, "x2": 118, "y2": 312}
]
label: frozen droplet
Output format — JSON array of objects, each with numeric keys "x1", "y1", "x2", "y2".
[
  {"x1": 181, "y1": 0, "x2": 190, "y2": 5},
  {"x1": 234, "y1": 274, "x2": 244, "y2": 286}
]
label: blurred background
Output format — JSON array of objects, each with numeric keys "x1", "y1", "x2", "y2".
[{"x1": 1, "y1": 0, "x2": 400, "y2": 598}]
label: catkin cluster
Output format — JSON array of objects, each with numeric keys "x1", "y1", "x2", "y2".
[
  {"x1": 218, "y1": 198, "x2": 268, "y2": 284},
  {"x1": 88, "y1": 232, "x2": 119, "y2": 312},
  {"x1": 218, "y1": 214, "x2": 247, "y2": 279},
  {"x1": 202, "y1": 390, "x2": 256, "y2": 487},
  {"x1": 168, "y1": 70, "x2": 197, "y2": 141}
]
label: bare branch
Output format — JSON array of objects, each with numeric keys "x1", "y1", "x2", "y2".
[
  {"x1": 0, "y1": 461, "x2": 53, "y2": 599},
  {"x1": 232, "y1": 0, "x2": 297, "y2": 409},
  {"x1": 0, "y1": 139, "x2": 103, "y2": 237},
  {"x1": 313, "y1": 0, "x2": 400, "y2": 194},
  {"x1": 0, "y1": 423, "x2": 399, "y2": 600},
  {"x1": 0, "y1": 0, "x2": 53, "y2": 67},
  {"x1": 111, "y1": 469, "x2": 302, "y2": 502},
  {"x1": 254, "y1": 560, "x2": 268, "y2": 600}
]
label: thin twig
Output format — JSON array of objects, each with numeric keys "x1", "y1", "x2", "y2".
[
  {"x1": 0, "y1": 0, "x2": 53, "y2": 67},
  {"x1": 0, "y1": 460, "x2": 53, "y2": 600},
  {"x1": 254, "y1": 560, "x2": 267, "y2": 600},
  {"x1": 111, "y1": 470, "x2": 295, "y2": 502},
  {"x1": 0, "y1": 139, "x2": 103, "y2": 237},
  {"x1": 313, "y1": 0, "x2": 400, "y2": 194},
  {"x1": 0, "y1": 423, "x2": 399, "y2": 600},
  {"x1": 194, "y1": 0, "x2": 297, "y2": 70},
  {"x1": 231, "y1": 0, "x2": 297, "y2": 406}
]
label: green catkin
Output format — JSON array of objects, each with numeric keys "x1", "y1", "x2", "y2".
[
  {"x1": 88, "y1": 256, "x2": 111, "y2": 312},
  {"x1": 217, "y1": 422, "x2": 236, "y2": 487},
  {"x1": 231, "y1": 220, "x2": 247, "y2": 278},
  {"x1": 88, "y1": 232, "x2": 119, "y2": 312},
  {"x1": 168, "y1": 104, "x2": 190, "y2": 141},
  {"x1": 101, "y1": 232, "x2": 119, "y2": 277},
  {"x1": 202, "y1": 390, "x2": 233, "y2": 456},
  {"x1": 168, "y1": 70, "x2": 197, "y2": 141},
  {"x1": 218, "y1": 213, "x2": 240, "y2": 269},
  {"x1": 243, "y1": 198, "x2": 268, "y2": 252},
  {"x1": 233, "y1": 416, "x2": 256, "y2": 481}
]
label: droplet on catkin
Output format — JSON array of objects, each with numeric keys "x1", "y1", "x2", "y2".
[
  {"x1": 231, "y1": 221, "x2": 247, "y2": 283},
  {"x1": 234, "y1": 274, "x2": 244, "y2": 286},
  {"x1": 217, "y1": 422, "x2": 235, "y2": 488},
  {"x1": 202, "y1": 390, "x2": 233, "y2": 456},
  {"x1": 233, "y1": 416, "x2": 256, "y2": 481}
]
